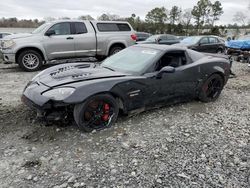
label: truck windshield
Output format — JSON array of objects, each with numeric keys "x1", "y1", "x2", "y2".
[
  {"x1": 101, "y1": 46, "x2": 161, "y2": 74},
  {"x1": 32, "y1": 23, "x2": 50, "y2": 34}
]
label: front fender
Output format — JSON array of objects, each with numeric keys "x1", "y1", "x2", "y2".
[
  {"x1": 63, "y1": 78, "x2": 131, "y2": 107},
  {"x1": 14, "y1": 44, "x2": 48, "y2": 60}
]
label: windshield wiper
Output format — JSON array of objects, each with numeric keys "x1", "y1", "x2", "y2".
[{"x1": 103, "y1": 66, "x2": 115, "y2": 71}]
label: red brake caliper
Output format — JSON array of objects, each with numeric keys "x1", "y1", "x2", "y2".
[{"x1": 101, "y1": 103, "x2": 110, "y2": 122}]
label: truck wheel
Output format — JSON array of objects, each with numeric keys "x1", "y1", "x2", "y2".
[
  {"x1": 74, "y1": 94, "x2": 119, "y2": 132},
  {"x1": 18, "y1": 50, "x2": 43, "y2": 72},
  {"x1": 109, "y1": 46, "x2": 124, "y2": 56}
]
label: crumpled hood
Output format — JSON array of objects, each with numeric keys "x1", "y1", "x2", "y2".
[
  {"x1": 36, "y1": 63, "x2": 128, "y2": 88},
  {"x1": 4, "y1": 33, "x2": 33, "y2": 40}
]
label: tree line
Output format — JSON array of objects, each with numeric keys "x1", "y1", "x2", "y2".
[{"x1": 0, "y1": 0, "x2": 249, "y2": 36}]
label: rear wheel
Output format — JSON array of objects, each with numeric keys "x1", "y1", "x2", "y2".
[
  {"x1": 109, "y1": 46, "x2": 124, "y2": 56},
  {"x1": 199, "y1": 74, "x2": 224, "y2": 102},
  {"x1": 74, "y1": 94, "x2": 119, "y2": 132},
  {"x1": 17, "y1": 50, "x2": 43, "y2": 72},
  {"x1": 216, "y1": 48, "x2": 224, "y2": 54}
]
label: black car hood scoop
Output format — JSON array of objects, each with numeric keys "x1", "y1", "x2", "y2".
[
  {"x1": 50, "y1": 64, "x2": 92, "y2": 79},
  {"x1": 38, "y1": 63, "x2": 127, "y2": 88}
]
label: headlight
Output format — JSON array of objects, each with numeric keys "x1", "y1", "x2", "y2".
[
  {"x1": 1, "y1": 39, "x2": 15, "y2": 49},
  {"x1": 42, "y1": 87, "x2": 75, "y2": 101}
]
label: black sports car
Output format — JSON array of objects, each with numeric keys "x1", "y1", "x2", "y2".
[{"x1": 22, "y1": 44, "x2": 231, "y2": 132}]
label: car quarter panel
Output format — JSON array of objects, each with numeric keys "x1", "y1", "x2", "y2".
[{"x1": 62, "y1": 76, "x2": 148, "y2": 112}]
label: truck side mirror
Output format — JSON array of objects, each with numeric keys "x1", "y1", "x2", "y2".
[{"x1": 45, "y1": 30, "x2": 55, "y2": 36}]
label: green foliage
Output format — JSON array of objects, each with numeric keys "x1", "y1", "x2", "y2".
[
  {"x1": 145, "y1": 7, "x2": 167, "y2": 24},
  {"x1": 0, "y1": 17, "x2": 43, "y2": 28},
  {"x1": 169, "y1": 6, "x2": 182, "y2": 25},
  {"x1": 210, "y1": 1, "x2": 223, "y2": 26},
  {"x1": 192, "y1": 0, "x2": 212, "y2": 33},
  {"x1": 145, "y1": 7, "x2": 168, "y2": 34},
  {"x1": 0, "y1": 1, "x2": 230, "y2": 36},
  {"x1": 98, "y1": 13, "x2": 120, "y2": 21},
  {"x1": 78, "y1": 15, "x2": 95, "y2": 20},
  {"x1": 192, "y1": 0, "x2": 223, "y2": 34}
]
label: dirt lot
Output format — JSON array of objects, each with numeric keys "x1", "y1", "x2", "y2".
[{"x1": 0, "y1": 62, "x2": 250, "y2": 188}]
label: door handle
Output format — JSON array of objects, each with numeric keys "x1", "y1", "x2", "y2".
[{"x1": 66, "y1": 37, "x2": 74, "y2": 40}]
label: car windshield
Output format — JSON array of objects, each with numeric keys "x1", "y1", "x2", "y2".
[
  {"x1": 32, "y1": 23, "x2": 50, "y2": 34},
  {"x1": 101, "y1": 46, "x2": 161, "y2": 74},
  {"x1": 146, "y1": 35, "x2": 158, "y2": 42},
  {"x1": 181, "y1": 36, "x2": 201, "y2": 45}
]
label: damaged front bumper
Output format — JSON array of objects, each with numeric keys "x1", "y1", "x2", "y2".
[{"x1": 22, "y1": 82, "x2": 72, "y2": 121}]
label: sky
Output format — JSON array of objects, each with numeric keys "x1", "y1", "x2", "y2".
[{"x1": 0, "y1": 0, "x2": 249, "y2": 25}]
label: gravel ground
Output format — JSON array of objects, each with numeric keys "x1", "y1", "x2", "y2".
[{"x1": 0, "y1": 61, "x2": 250, "y2": 188}]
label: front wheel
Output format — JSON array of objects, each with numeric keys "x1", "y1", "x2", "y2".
[
  {"x1": 74, "y1": 94, "x2": 119, "y2": 132},
  {"x1": 199, "y1": 74, "x2": 224, "y2": 102},
  {"x1": 17, "y1": 50, "x2": 43, "y2": 71}
]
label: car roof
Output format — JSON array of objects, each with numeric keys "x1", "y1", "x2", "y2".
[
  {"x1": 189, "y1": 35, "x2": 220, "y2": 38},
  {"x1": 135, "y1": 44, "x2": 187, "y2": 51}
]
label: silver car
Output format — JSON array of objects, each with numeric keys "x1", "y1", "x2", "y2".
[{"x1": 1, "y1": 20, "x2": 136, "y2": 71}]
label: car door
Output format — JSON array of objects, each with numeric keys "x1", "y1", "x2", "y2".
[
  {"x1": 42, "y1": 22, "x2": 75, "y2": 60},
  {"x1": 167, "y1": 35, "x2": 180, "y2": 45},
  {"x1": 72, "y1": 22, "x2": 97, "y2": 57},
  {"x1": 158, "y1": 35, "x2": 169, "y2": 45},
  {"x1": 197, "y1": 37, "x2": 210, "y2": 52},
  {"x1": 208, "y1": 37, "x2": 219, "y2": 53},
  {"x1": 157, "y1": 51, "x2": 198, "y2": 100}
]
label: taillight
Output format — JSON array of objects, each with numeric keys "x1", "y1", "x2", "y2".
[{"x1": 131, "y1": 34, "x2": 137, "y2": 41}]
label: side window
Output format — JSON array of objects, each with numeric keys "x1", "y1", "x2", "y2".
[
  {"x1": 167, "y1": 35, "x2": 177, "y2": 40},
  {"x1": 0, "y1": 34, "x2": 2, "y2": 38},
  {"x1": 160, "y1": 35, "x2": 168, "y2": 40},
  {"x1": 199, "y1": 37, "x2": 209, "y2": 45},
  {"x1": 97, "y1": 23, "x2": 119, "y2": 32},
  {"x1": 155, "y1": 51, "x2": 187, "y2": 71},
  {"x1": 97, "y1": 23, "x2": 131, "y2": 32},
  {"x1": 74, "y1": 22, "x2": 87, "y2": 34},
  {"x1": 209, "y1": 37, "x2": 218, "y2": 44},
  {"x1": 117, "y1": 23, "x2": 131, "y2": 31},
  {"x1": 47, "y1": 23, "x2": 71, "y2": 35}
]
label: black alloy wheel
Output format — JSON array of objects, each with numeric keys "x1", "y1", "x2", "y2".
[
  {"x1": 74, "y1": 94, "x2": 119, "y2": 132},
  {"x1": 199, "y1": 74, "x2": 224, "y2": 102}
]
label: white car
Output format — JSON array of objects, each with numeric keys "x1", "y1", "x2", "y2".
[{"x1": 0, "y1": 32, "x2": 12, "y2": 39}]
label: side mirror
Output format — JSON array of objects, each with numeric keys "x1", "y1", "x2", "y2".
[
  {"x1": 156, "y1": 66, "x2": 175, "y2": 78},
  {"x1": 45, "y1": 30, "x2": 55, "y2": 36},
  {"x1": 157, "y1": 38, "x2": 162, "y2": 43}
]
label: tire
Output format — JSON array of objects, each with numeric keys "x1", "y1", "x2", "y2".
[
  {"x1": 18, "y1": 50, "x2": 43, "y2": 72},
  {"x1": 199, "y1": 74, "x2": 224, "y2": 103},
  {"x1": 109, "y1": 46, "x2": 124, "y2": 56},
  {"x1": 216, "y1": 48, "x2": 224, "y2": 54},
  {"x1": 74, "y1": 94, "x2": 119, "y2": 132}
]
